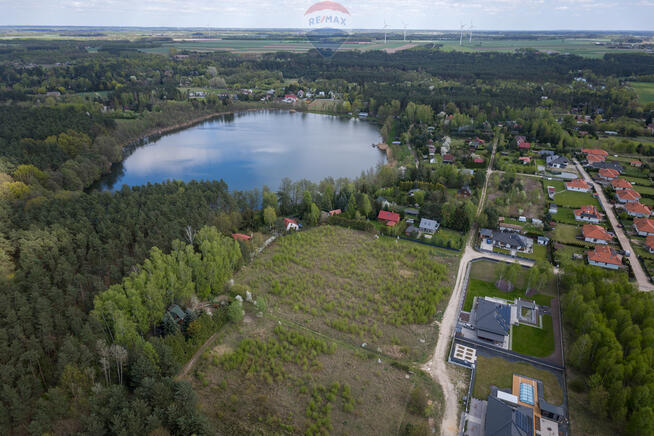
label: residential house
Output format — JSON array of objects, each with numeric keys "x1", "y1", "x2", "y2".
[
  {"x1": 588, "y1": 245, "x2": 622, "y2": 269},
  {"x1": 499, "y1": 223, "x2": 523, "y2": 233},
  {"x1": 469, "y1": 137, "x2": 485, "y2": 148},
  {"x1": 296, "y1": 90, "x2": 305, "y2": 98},
  {"x1": 428, "y1": 144, "x2": 436, "y2": 156},
  {"x1": 163, "y1": 305, "x2": 188, "y2": 326},
  {"x1": 405, "y1": 224, "x2": 418, "y2": 236},
  {"x1": 546, "y1": 155, "x2": 569, "y2": 169},
  {"x1": 484, "y1": 393, "x2": 534, "y2": 436},
  {"x1": 459, "y1": 185, "x2": 473, "y2": 197},
  {"x1": 565, "y1": 178, "x2": 591, "y2": 193},
  {"x1": 617, "y1": 189, "x2": 641, "y2": 203},
  {"x1": 630, "y1": 160, "x2": 643, "y2": 168},
  {"x1": 283, "y1": 94, "x2": 298, "y2": 103},
  {"x1": 582, "y1": 224, "x2": 612, "y2": 244},
  {"x1": 328, "y1": 209, "x2": 342, "y2": 216},
  {"x1": 518, "y1": 141, "x2": 531, "y2": 151},
  {"x1": 231, "y1": 233, "x2": 252, "y2": 242},
  {"x1": 419, "y1": 218, "x2": 440, "y2": 234},
  {"x1": 592, "y1": 161, "x2": 623, "y2": 172},
  {"x1": 480, "y1": 229, "x2": 533, "y2": 253},
  {"x1": 473, "y1": 157, "x2": 484, "y2": 164},
  {"x1": 518, "y1": 156, "x2": 531, "y2": 165},
  {"x1": 473, "y1": 298, "x2": 511, "y2": 343},
  {"x1": 404, "y1": 208, "x2": 420, "y2": 218},
  {"x1": 611, "y1": 178, "x2": 633, "y2": 191},
  {"x1": 537, "y1": 236, "x2": 550, "y2": 245},
  {"x1": 574, "y1": 205, "x2": 602, "y2": 223},
  {"x1": 598, "y1": 168, "x2": 619, "y2": 181},
  {"x1": 646, "y1": 235, "x2": 654, "y2": 254},
  {"x1": 549, "y1": 204, "x2": 558, "y2": 214},
  {"x1": 284, "y1": 218, "x2": 299, "y2": 231},
  {"x1": 442, "y1": 154, "x2": 455, "y2": 164},
  {"x1": 582, "y1": 148, "x2": 609, "y2": 157},
  {"x1": 587, "y1": 154, "x2": 606, "y2": 165},
  {"x1": 626, "y1": 202, "x2": 652, "y2": 218},
  {"x1": 633, "y1": 217, "x2": 654, "y2": 236},
  {"x1": 539, "y1": 150, "x2": 555, "y2": 157},
  {"x1": 376, "y1": 196, "x2": 392, "y2": 209},
  {"x1": 377, "y1": 210, "x2": 400, "y2": 226}
]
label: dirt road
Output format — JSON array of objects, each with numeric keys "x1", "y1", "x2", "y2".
[
  {"x1": 177, "y1": 332, "x2": 219, "y2": 380},
  {"x1": 574, "y1": 160, "x2": 654, "y2": 292}
]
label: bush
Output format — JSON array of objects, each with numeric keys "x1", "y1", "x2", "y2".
[
  {"x1": 228, "y1": 299, "x2": 244, "y2": 323},
  {"x1": 407, "y1": 386, "x2": 428, "y2": 417}
]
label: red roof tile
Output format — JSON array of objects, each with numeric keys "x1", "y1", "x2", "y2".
[
  {"x1": 442, "y1": 154, "x2": 455, "y2": 162},
  {"x1": 582, "y1": 148, "x2": 609, "y2": 156},
  {"x1": 582, "y1": 224, "x2": 612, "y2": 241},
  {"x1": 598, "y1": 168, "x2": 619, "y2": 179},
  {"x1": 232, "y1": 233, "x2": 252, "y2": 241},
  {"x1": 646, "y1": 235, "x2": 654, "y2": 251},
  {"x1": 566, "y1": 179, "x2": 591, "y2": 190},
  {"x1": 617, "y1": 189, "x2": 640, "y2": 202},
  {"x1": 587, "y1": 154, "x2": 606, "y2": 163},
  {"x1": 378, "y1": 210, "x2": 400, "y2": 223},
  {"x1": 634, "y1": 217, "x2": 654, "y2": 234},
  {"x1": 574, "y1": 205, "x2": 602, "y2": 220},
  {"x1": 328, "y1": 209, "x2": 342, "y2": 216},
  {"x1": 626, "y1": 202, "x2": 651, "y2": 216},
  {"x1": 611, "y1": 178, "x2": 633, "y2": 190},
  {"x1": 588, "y1": 245, "x2": 622, "y2": 265}
]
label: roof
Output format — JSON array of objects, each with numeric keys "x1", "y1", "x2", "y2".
[
  {"x1": 284, "y1": 217, "x2": 298, "y2": 225},
  {"x1": 488, "y1": 230, "x2": 532, "y2": 249},
  {"x1": 611, "y1": 178, "x2": 633, "y2": 190},
  {"x1": 419, "y1": 218, "x2": 439, "y2": 231},
  {"x1": 588, "y1": 245, "x2": 622, "y2": 266},
  {"x1": 167, "y1": 305, "x2": 186, "y2": 321},
  {"x1": 617, "y1": 189, "x2": 641, "y2": 202},
  {"x1": 587, "y1": 154, "x2": 606, "y2": 164},
  {"x1": 442, "y1": 154, "x2": 455, "y2": 161},
  {"x1": 574, "y1": 205, "x2": 601, "y2": 219},
  {"x1": 566, "y1": 179, "x2": 590, "y2": 190},
  {"x1": 631, "y1": 160, "x2": 643, "y2": 166},
  {"x1": 404, "y1": 208, "x2": 420, "y2": 216},
  {"x1": 518, "y1": 142, "x2": 531, "y2": 149},
  {"x1": 634, "y1": 217, "x2": 654, "y2": 234},
  {"x1": 328, "y1": 209, "x2": 342, "y2": 216},
  {"x1": 646, "y1": 235, "x2": 654, "y2": 251},
  {"x1": 474, "y1": 157, "x2": 485, "y2": 163},
  {"x1": 474, "y1": 299, "x2": 511, "y2": 337},
  {"x1": 377, "y1": 210, "x2": 400, "y2": 223},
  {"x1": 518, "y1": 156, "x2": 531, "y2": 162},
  {"x1": 582, "y1": 148, "x2": 609, "y2": 156},
  {"x1": 598, "y1": 168, "x2": 619, "y2": 178},
  {"x1": 546, "y1": 155, "x2": 569, "y2": 166},
  {"x1": 485, "y1": 394, "x2": 534, "y2": 436},
  {"x1": 592, "y1": 161, "x2": 623, "y2": 172},
  {"x1": 582, "y1": 224, "x2": 612, "y2": 241},
  {"x1": 232, "y1": 233, "x2": 252, "y2": 241},
  {"x1": 626, "y1": 202, "x2": 651, "y2": 216}
]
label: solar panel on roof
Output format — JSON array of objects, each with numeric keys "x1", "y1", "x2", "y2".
[{"x1": 520, "y1": 383, "x2": 535, "y2": 405}]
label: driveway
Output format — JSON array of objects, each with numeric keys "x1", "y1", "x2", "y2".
[{"x1": 574, "y1": 160, "x2": 654, "y2": 292}]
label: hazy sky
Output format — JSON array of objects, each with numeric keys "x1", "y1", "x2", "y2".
[{"x1": 2, "y1": 0, "x2": 654, "y2": 31}]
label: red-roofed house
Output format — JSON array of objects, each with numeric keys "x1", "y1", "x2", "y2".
[
  {"x1": 617, "y1": 189, "x2": 641, "y2": 203},
  {"x1": 634, "y1": 218, "x2": 654, "y2": 236},
  {"x1": 518, "y1": 142, "x2": 531, "y2": 150},
  {"x1": 586, "y1": 154, "x2": 606, "y2": 164},
  {"x1": 232, "y1": 233, "x2": 252, "y2": 242},
  {"x1": 566, "y1": 178, "x2": 591, "y2": 193},
  {"x1": 611, "y1": 178, "x2": 633, "y2": 191},
  {"x1": 598, "y1": 168, "x2": 619, "y2": 181},
  {"x1": 442, "y1": 154, "x2": 455, "y2": 164},
  {"x1": 646, "y1": 235, "x2": 654, "y2": 254},
  {"x1": 328, "y1": 209, "x2": 342, "y2": 216},
  {"x1": 582, "y1": 224, "x2": 612, "y2": 244},
  {"x1": 630, "y1": 160, "x2": 643, "y2": 168},
  {"x1": 588, "y1": 245, "x2": 622, "y2": 270},
  {"x1": 574, "y1": 205, "x2": 602, "y2": 223},
  {"x1": 377, "y1": 210, "x2": 400, "y2": 226},
  {"x1": 283, "y1": 94, "x2": 298, "y2": 103},
  {"x1": 518, "y1": 156, "x2": 531, "y2": 165},
  {"x1": 284, "y1": 218, "x2": 299, "y2": 231},
  {"x1": 582, "y1": 148, "x2": 609, "y2": 157},
  {"x1": 473, "y1": 157, "x2": 484, "y2": 164},
  {"x1": 626, "y1": 202, "x2": 652, "y2": 218}
]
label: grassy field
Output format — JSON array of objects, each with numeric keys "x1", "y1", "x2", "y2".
[
  {"x1": 184, "y1": 225, "x2": 458, "y2": 434},
  {"x1": 630, "y1": 82, "x2": 654, "y2": 104},
  {"x1": 473, "y1": 355, "x2": 563, "y2": 404},
  {"x1": 623, "y1": 175, "x2": 653, "y2": 187},
  {"x1": 551, "y1": 223, "x2": 589, "y2": 246},
  {"x1": 512, "y1": 316, "x2": 555, "y2": 358},
  {"x1": 633, "y1": 184, "x2": 654, "y2": 196},
  {"x1": 469, "y1": 260, "x2": 556, "y2": 295},
  {"x1": 553, "y1": 191, "x2": 600, "y2": 208},
  {"x1": 463, "y1": 279, "x2": 553, "y2": 312},
  {"x1": 551, "y1": 207, "x2": 580, "y2": 225}
]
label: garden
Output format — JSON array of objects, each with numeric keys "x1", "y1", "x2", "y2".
[{"x1": 512, "y1": 315, "x2": 555, "y2": 358}]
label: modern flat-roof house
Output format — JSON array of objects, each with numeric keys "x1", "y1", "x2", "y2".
[
  {"x1": 473, "y1": 298, "x2": 511, "y2": 343},
  {"x1": 419, "y1": 218, "x2": 440, "y2": 234},
  {"x1": 284, "y1": 218, "x2": 299, "y2": 231},
  {"x1": 588, "y1": 245, "x2": 622, "y2": 269},
  {"x1": 546, "y1": 155, "x2": 569, "y2": 169},
  {"x1": 574, "y1": 205, "x2": 602, "y2": 223},
  {"x1": 565, "y1": 178, "x2": 591, "y2": 193},
  {"x1": 377, "y1": 210, "x2": 400, "y2": 226},
  {"x1": 611, "y1": 178, "x2": 633, "y2": 191},
  {"x1": 480, "y1": 229, "x2": 534, "y2": 253},
  {"x1": 646, "y1": 235, "x2": 654, "y2": 254},
  {"x1": 582, "y1": 224, "x2": 612, "y2": 244},
  {"x1": 626, "y1": 202, "x2": 652, "y2": 218},
  {"x1": 598, "y1": 168, "x2": 620, "y2": 181},
  {"x1": 617, "y1": 189, "x2": 641, "y2": 203},
  {"x1": 634, "y1": 217, "x2": 654, "y2": 236}
]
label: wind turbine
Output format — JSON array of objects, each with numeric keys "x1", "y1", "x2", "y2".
[
  {"x1": 383, "y1": 19, "x2": 390, "y2": 45},
  {"x1": 402, "y1": 20, "x2": 407, "y2": 41},
  {"x1": 459, "y1": 23, "x2": 467, "y2": 46},
  {"x1": 469, "y1": 21, "x2": 474, "y2": 43}
]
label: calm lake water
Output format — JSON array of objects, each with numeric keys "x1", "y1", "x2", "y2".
[{"x1": 97, "y1": 110, "x2": 384, "y2": 192}]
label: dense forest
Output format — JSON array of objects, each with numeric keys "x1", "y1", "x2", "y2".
[{"x1": 1, "y1": 37, "x2": 654, "y2": 434}]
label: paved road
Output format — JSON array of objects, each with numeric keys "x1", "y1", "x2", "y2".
[{"x1": 574, "y1": 160, "x2": 654, "y2": 292}]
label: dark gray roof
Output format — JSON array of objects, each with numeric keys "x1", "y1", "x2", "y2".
[
  {"x1": 490, "y1": 230, "x2": 532, "y2": 249},
  {"x1": 474, "y1": 299, "x2": 511, "y2": 337},
  {"x1": 546, "y1": 155, "x2": 569, "y2": 166},
  {"x1": 480, "y1": 228, "x2": 494, "y2": 238},
  {"x1": 485, "y1": 395, "x2": 533, "y2": 436},
  {"x1": 419, "y1": 218, "x2": 440, "y2": 231},
  {"x1": 591, "y1": 161, "x2": 623, "y2": 172},
  {"x1": 404, "y1": 208, "x2": 420, "y2": 216}
]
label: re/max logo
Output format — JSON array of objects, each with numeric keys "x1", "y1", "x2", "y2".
[{"x1": 308, "y1": 15, "x2": 347, "y2": 26}]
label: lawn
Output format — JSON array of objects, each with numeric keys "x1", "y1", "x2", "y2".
[
  {"x1": 630, "y1": 81, "x2": 654, "y2": 104},
  {"x1": 493, "y1": 244, "x2": 548, "y2": 261},
  {"x1": 463, "y1": 278, "x2": 553, "y2": 312},
  {"x1": 551, "y1": 207, "x2": 580, "y2": 225},
  {"x1": 469, "y1": 260, "x2": 556, "y2": 295},
  {"x1": 553, "y1": 190, "x2": 600, "y2": 208},
  {"x1": 551, "y1": 223, "x2": 591, "y2": 247},
  {"x1": 473, "y1": 355, "x2": 563, "y2": 404},
  {"x1": 553, "y1": 243, "x2": 587, "y2": 265},
  {"x1": 633, "y1": 184, "x2": 654, "y2": 197},
  {"x1": 624, "y1": 176, "x2": 653, "y2": 187},
  {"x1": 512, "y1": 315, "x2": 555, "y2": 357}
]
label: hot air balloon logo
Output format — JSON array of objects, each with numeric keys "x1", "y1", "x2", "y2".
[{"x1": 304, "y1": 1, "x2": 351, "y2": 57}]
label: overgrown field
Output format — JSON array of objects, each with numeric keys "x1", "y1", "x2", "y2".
[{"x1": 237, "y1": 225, "x2": 459, "y2": 361}]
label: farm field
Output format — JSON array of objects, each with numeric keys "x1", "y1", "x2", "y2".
[
  {"x1": 512, "y1": 315, "x2": 555, "y2": 358},
  {"x1": 630, "y1": 81, "x2": 654, "y2": 104},
  {"x1": 183, "y1": 225, "x2": 459, "y2": 434},
  {"x1": 472, "y1": 355, "x2": 563, "y2": 404}
]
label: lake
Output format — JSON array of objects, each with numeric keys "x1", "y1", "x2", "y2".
[{"x1": 97, "y1": 110, "x2": 384, "y2": 192}]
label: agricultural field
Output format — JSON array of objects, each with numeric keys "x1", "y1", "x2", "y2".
[
  {"x1": 630, "y1": 81, "x2": 654, "y2": 104},
  {"x1": 472, "y1": 355, "x2": 564, "y2": 404},
  {"x1": 183, "y1": 225, "x2": 458, "y2": 434}
]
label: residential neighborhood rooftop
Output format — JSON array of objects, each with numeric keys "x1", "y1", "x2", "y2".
[
  {"x1": 588, "y1": 245, "x2": 622, "y2": 266},
  {"x1": 582, "y1": 224, "x2": 612, "y2": 242}
]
